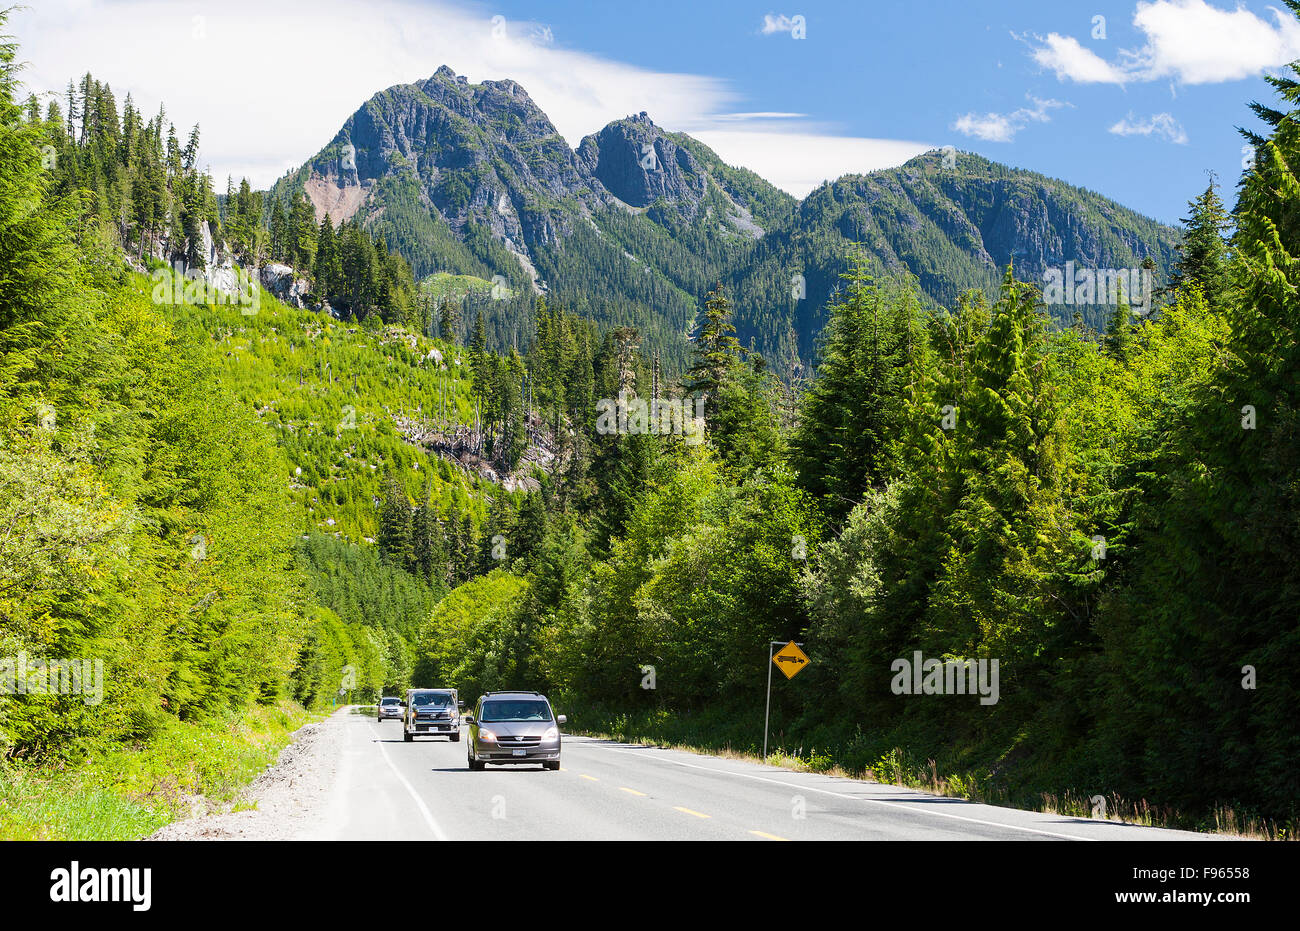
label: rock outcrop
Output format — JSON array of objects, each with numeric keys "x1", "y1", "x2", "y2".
[{"x1": 259, "y1": 263, "x2": 311, "y2": 308}]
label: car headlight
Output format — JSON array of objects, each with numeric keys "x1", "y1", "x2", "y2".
[
  {"x1": 543, "y1": 727, "x2": 558, "y2": 740},
  {"x1": 479, "y1": 729, "x2": 497, "y2": 742}
]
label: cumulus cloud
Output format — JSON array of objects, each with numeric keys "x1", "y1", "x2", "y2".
[
  {"x1": 10, "y1": 0, "x2": 912, "y2": 197},
  {"x1": 952, "y1": 96, "x2": 1068, "y2": 142},
  {"x1": 1030, "y1": 34, "x2": 1129, "y2": 83},
  {"x1": 1029, "y1": 0, "x2": 1300, "y2": 86},
  {"x1": 1109, "y1": 112, "x2": 1189, "y2": 143}
]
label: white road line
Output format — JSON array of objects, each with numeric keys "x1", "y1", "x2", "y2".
[
  {"x1": 595, "y1": 744, "x2": 1098, "y2": 842},
  {"x1": 367, "y1": 724, "x2": 450, "y2": 841}
]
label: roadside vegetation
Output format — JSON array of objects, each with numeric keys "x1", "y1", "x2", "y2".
[{"x1": 0, "y1": 701, "x2": 311, "y2": 840}]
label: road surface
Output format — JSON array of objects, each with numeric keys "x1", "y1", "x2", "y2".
[{"x1": 298, "y1": 708, "x2": 1234, "y2": 841}]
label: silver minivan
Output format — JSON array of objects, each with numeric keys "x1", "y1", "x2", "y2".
[{"x1": 465, "y1": 691, "x2": 566, "y2": 770}]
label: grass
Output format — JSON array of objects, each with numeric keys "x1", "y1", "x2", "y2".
[
  {"x1": 0, "y1": 700, "x2": 316, "y2": 840},
  {"x1": 561, "y1": 701, "x2": 1284, "y2": 840},
  {"x1": 419, "y1": 272, "x2": 497, "y2": 302}
]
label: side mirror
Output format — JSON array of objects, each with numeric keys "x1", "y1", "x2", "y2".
[
  {"x1": 556, "y1": 714, "x2": 567, "y2": 725},
  {"x1": 465, "y1": 714, "x2": 475, "y2": 725}
]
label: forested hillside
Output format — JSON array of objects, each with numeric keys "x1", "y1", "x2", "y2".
[
  {"x1": 726, "y1": 149, "x2": 1181, "y2": 375},
  {"x1": 3, "y1": 5, "x2": 1298, "y2": 840}
]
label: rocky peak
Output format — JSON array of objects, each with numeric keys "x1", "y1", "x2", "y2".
[{"x1": 575, "y1": 113, "x2": 707, "y2": 211}]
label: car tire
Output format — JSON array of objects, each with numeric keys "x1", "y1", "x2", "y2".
[
  {"x1": 450, "y1": 732, "x2": 461, "y2": 743},
  {"x1": 543, "y1": 761, "x2": 560, "y2": 771},
  {"x1": 403, "y1": 731, "x2": 413, "y2": 742}
]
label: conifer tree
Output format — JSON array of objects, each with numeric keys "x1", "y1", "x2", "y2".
[
  {"x1": 438, "y1": 299, "x2": 458, "y2": 343},
  {"x1": 377, "y1": 476, "x2": 412, "y2": 567},
  {"x1": 789, "y1": 249, "x2": 920, "y2": 517},
  {"x1": 1170, "y1": 176, "x2": 1231, "y2": 308},
  {"x1": 684, "y1": 284, "x2": 742, "y2": 418}
]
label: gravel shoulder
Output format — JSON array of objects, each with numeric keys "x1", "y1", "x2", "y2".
[{"x1": 148, "y1": 708, "x2": 351, "y2": 840}]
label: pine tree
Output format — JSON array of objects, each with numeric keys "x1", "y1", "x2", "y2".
[
  {"x1": 410, "y1": 494, "x2": 447, "y2": 586},
  {"x1": 1103, "y1": 285, "x2": 1136, "y2": 362},
  {"x1": 684, "y1": 284, "x2": 742, "y2": 418},
  {"x1": 313, "y1": 215, "x2": 339, "y2": 299},
  {"x1": 1092, "y1": 59, "x2": 1300, "y2": 816},
  {"x1": 789, "y1": 249, "x2": 920, "y2": 517},
  {"x1": 269, "y1": 198, "x2": 287, "y2": 262},
  {"x1": 1170, "y1": 176, "x2": 1231, "y2": 308},
  {"x1": 460, "y1": 512, "x2": 477, "y2": 580},
  {"x1": 377, "y1": 476, "x2": 412, "y2": 567},
  {"x1": 438, "y1": 299, "x2": 459, "y2": 343}
]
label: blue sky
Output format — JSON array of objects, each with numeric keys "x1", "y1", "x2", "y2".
[
  {"x1": 482, "y1": 0, "x2": 1288, "y2": 223},
  {"x1": 15, "y1": 0, "x2": 1297, "y2": 224}
]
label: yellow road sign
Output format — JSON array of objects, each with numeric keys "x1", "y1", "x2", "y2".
[{"x1": 772, "y1": 641, "x2": 810, "y2": 679}]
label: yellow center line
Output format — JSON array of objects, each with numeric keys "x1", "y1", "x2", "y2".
[
  {"x1": 749, "y1": 830, "x2": 788, "y2": 841},
  {"x1": 618, "y1": 787, "x2": 647, "y2": 796},
  {"x1": 673, "y1": 806, "x2": 711, "y2": 819},
  {"x1": 579, "y1": 774, "x2": 599, "y2": 782}
]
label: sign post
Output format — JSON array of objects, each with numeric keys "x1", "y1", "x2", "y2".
[{"x1": 764, "y1": 640, "x2": 810, "y2": 761}]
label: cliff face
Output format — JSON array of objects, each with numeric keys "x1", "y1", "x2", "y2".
[{"x1": 576, "y1": 112, "x2": 707, "y2": 212}]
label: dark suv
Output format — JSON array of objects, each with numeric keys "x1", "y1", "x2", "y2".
[
  {"x1": 403, "y1": 688, "x2": 462, "y2": 742},
  {"x1": 466, "y1": 691, "x2": 566, "y2": 770}
]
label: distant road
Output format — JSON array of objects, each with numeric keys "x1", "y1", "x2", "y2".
[{"x1": 299, "y1": 708, "x2": 1236, "y2": 841}]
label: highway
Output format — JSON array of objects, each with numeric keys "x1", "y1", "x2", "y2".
[{"x1": 305, "y1": 708, "x2": 1234, "y2": 841}]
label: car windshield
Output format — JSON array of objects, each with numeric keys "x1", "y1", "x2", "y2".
[
  {"x1": 412, "y1": 693, "x2": 453, "y2": 707},
  {"x1": 381, "y1": 698, "x2": 401, "y2": 705},
  {"x1": 480, "y1": 700, "x2": 552, "y2": 723}
]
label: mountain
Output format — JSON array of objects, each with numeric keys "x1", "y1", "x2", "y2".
[
  {"x1": 727, "y1": 149, "x2": 1181, "y2": 376},
  {"x1": 268, "y1": 68, "x2": 1179, "y2": 375}
]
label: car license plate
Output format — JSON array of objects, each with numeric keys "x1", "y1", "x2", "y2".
[{"x1": 512, "y1": 749, "x2": 527, "y2": 757}]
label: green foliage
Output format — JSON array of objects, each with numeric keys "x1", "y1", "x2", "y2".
[
  {"x1": 789, "y1": 251, "x2": 923, "y2": 517},
  {"x1": 1171, "y1": 177, "x2": 1232, "y2": 308},
  {"x1": 413, "y1": 570, "x2": 530, "y2": 697},
  {"x1": 7, "y1": 9, "x2": 1300, "y2": 837},
  {"x1": 0, "y1": 701, "x2": 310, "y2": 839}
]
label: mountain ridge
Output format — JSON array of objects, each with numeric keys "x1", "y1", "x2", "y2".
[{"x1": 267, "y1": 67, "x2": 1180, "y2": 374}]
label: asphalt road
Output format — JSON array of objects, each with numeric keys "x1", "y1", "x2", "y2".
[{"x1": 304, "y1": 708, "x2": 1234, "y2": 841}]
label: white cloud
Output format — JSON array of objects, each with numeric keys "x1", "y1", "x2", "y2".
[
  {"x1": 761, "y1": 14, "x2": 798, "y2": 35},
  {"x1": 713, "y1": 112, "x2": 807, "y2": 121},
  {"x1": 1030, "y1": 34, "x2": 1129, "y2": 84},
  {"x1": 10, "y1": 0, "x2": 910, "y2": 197},
  {"x1": 952, "y1": 96, "x2": 1068, "y2": 142},
  {"x1": 1030, "y1": 0, "x2": 1300, "y2": 86},
  {"x1": 692, "y1": 131, "x2": 932, "y2": 197},
  {"x1": 1109, "y1": 112, "x2": 1189, "y2": 143}
]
